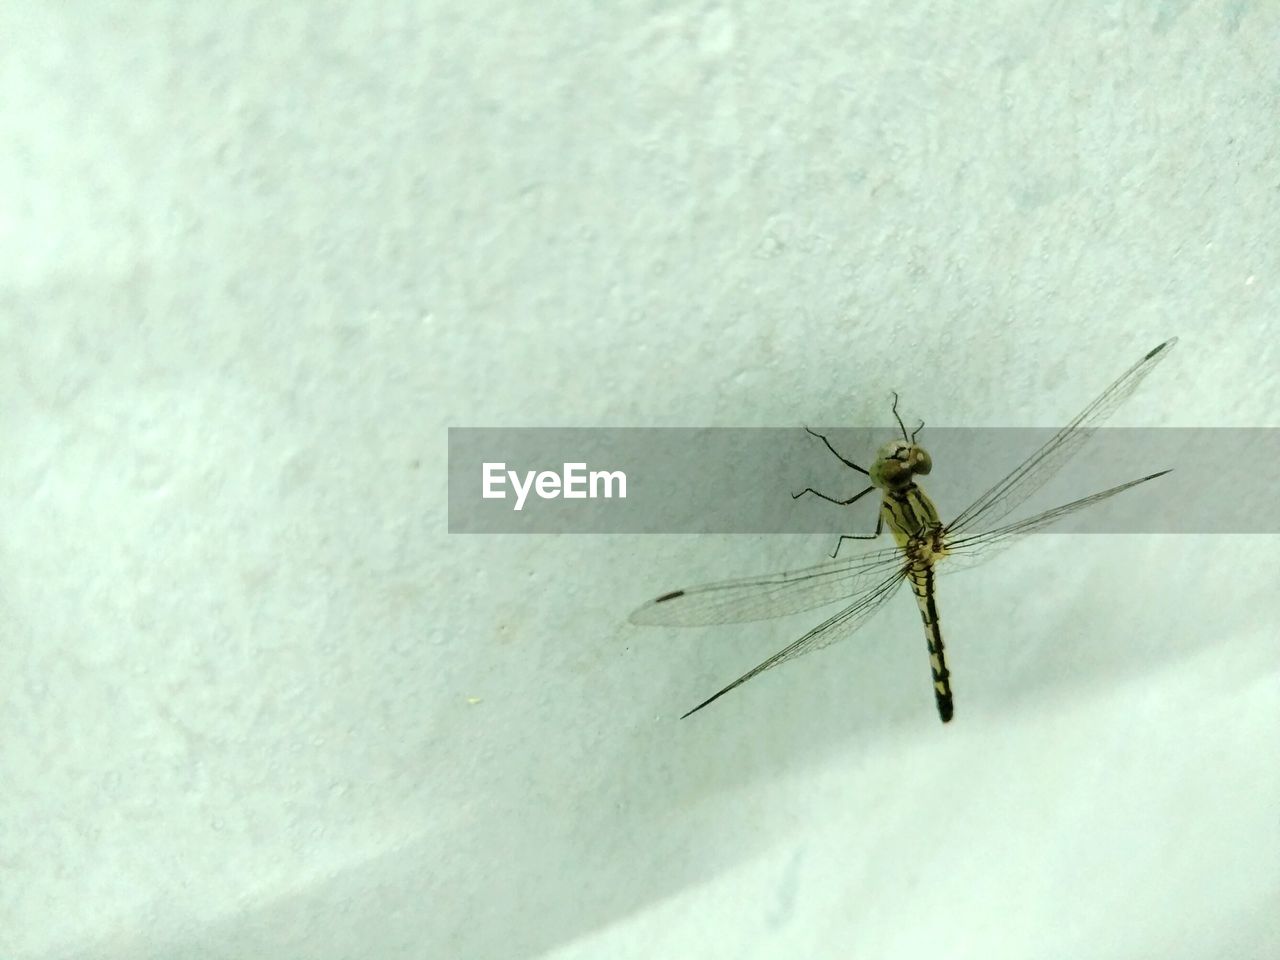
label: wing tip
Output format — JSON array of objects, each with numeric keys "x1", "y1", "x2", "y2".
[
  {"x1": 1147, "y1": 337, "x2": 1178, "y2": 359},
  {"x1": 628, "y1": 589, "x2": 685, "y2": 625},
  {"x1": 680, "y1": 688, "x2": 725, "y2": 719}
]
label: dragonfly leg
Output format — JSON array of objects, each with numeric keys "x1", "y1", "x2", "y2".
[
  {"x1": 792, "y1": 484, "x2": 875, "y2": 507},
  {"x1": 802, "y1": 426, "x2": 870, "y2": 476},
  {"x1": 829, "y1": 513, "x2": 883, "y2": 558}
]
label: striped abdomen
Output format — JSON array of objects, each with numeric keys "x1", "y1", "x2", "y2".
[{"x1": 907, "y1": 562, "x2": 953, "y2": 723}]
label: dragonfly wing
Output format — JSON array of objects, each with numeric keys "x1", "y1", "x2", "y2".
[
  {"x1": 946, "y1": 338, "x2": 1176, "y2": 539},
  {"x1": 680, "y1": 565, "x2": 910, "y2": 717},
  {"x1": 629, "y1": 543, "x2": 906, "y2": 627},
  {"x1": 940, "y1": 468, "x2": 1172, "y2": 574}
]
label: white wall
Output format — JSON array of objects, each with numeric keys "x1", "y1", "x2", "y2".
[{"x1": 1, "y1": 2, "x2": 1277, "y2": 958}]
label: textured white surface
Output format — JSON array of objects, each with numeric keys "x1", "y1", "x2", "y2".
[{"x1": 1, "y1": 2, "x2": 1278, "y2": 959}]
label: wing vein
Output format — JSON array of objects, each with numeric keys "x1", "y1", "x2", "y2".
[
  {"x1": 680, "y1": 565, "x2": 909, "y2": 717},
  {"x1": 946, "y1": 338, "x2": 1176, "y2": 537}
]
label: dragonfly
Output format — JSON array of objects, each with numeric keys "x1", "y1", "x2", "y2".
[{"x1": 630, "y1": 338, "x2": 1177, "y2": 723}]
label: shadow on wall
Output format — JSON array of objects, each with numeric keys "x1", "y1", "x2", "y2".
[{"x1": 66, "y1": 536, "x2": 1247, "y2": 960}]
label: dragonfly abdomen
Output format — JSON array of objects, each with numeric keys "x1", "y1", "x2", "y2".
[{"x1": 908, "y1": 563, "x2": 954, "y2": 723}]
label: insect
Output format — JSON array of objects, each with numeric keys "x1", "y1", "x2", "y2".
[{"x1": 630, "y1": 339, "x2": 1177, "y2": 723}]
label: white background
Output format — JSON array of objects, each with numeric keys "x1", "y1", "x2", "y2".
[{"x1": 2, "y1": 3, "x2": 1277, "y2": 958}]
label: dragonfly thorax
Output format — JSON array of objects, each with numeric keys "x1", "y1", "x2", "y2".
[
  {"x1": 869, "y1": 439, "x2": 932, "y2": 493},
  {"x1": 906, "y1": 527, "x2": 950, "y2": 564}
]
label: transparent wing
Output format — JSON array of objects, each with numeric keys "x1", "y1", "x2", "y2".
[
  {"x1": 629, "y1": 543, "x2": 907, "y2": 627},
  {"x1": 679, "y1": 566, "x2": 909, "y2": 717},
  {"x1": 940, "y1": 468, "x2": 1172, "y2": 574},
  {"x1": 945, "y1": 338, "x2": 1176, "y2": 538}
]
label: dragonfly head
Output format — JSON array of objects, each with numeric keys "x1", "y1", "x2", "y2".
[{"x1": 870, "y1": 439, "x2": 932, "y2": 492}]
